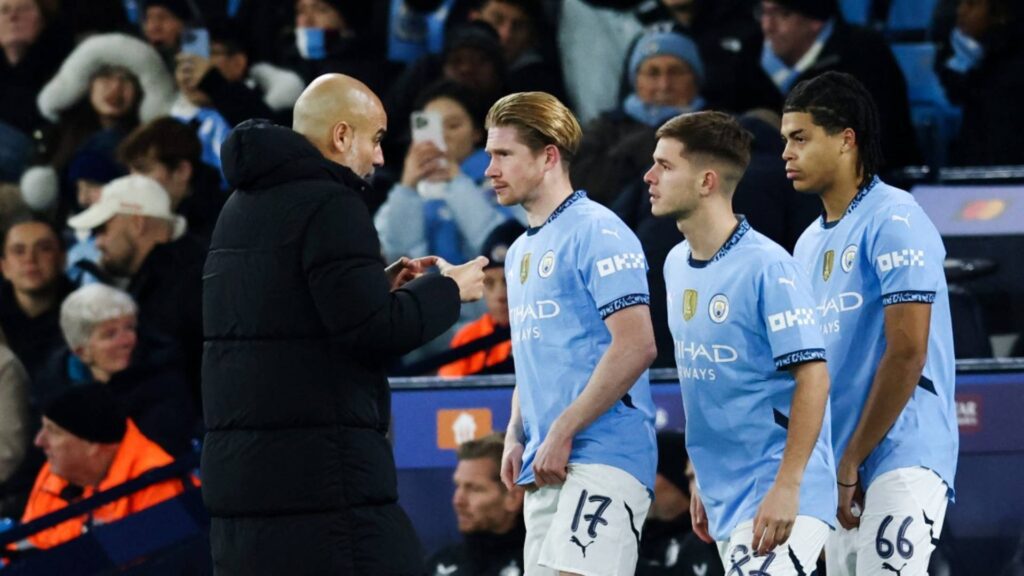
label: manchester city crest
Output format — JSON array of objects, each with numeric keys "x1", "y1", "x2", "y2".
[
  {"x1": 683, "y1": 289, "x2": 698, "y2": 321},
  {"x1": 822, "y1": 249, "x2": 835, "y2": 281},
  {"x1": 520, "y1": 253, "x2": 531, "y2": 284},
  {"x1": 538, "y1": 250, "x2": 555, "y2": 278},
  {"x1": 841, "y1": 245, "x2": 857, "y2": 272},
  {"x1": 709, "y1": 294, "x2": 729, "y2": 323}
]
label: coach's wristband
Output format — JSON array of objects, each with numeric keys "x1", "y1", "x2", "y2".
[{"x1": 837, "y1": 478, "x2": 858, "y2": 488}]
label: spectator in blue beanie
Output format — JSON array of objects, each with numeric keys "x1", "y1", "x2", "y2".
[{"x1": 571, "y1": 29, "x2": 709, "y2": 207}]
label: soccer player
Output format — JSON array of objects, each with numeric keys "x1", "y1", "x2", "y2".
[
  {"x1": 784, "y1": 72, "x2": 958, "y2": 576},
  {"x1": 648, "y1": 110, "x2": 836, "y2": 575},
  {"x1": 488, "y1": 91, "x2": 658, "y2": 576}
]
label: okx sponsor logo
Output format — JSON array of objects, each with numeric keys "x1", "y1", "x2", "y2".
[
  {"x1": 768, "y1": 307, "x2": 816, "y2": 332},
  {"x1": 596, "y1": 253, "x2": 646, "y2": 277},
  {"x1": 876, "y1": 249, "x2": 925, "y2": 273}
]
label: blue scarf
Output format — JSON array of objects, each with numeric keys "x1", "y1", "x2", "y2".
[
  {"x1": 761, "y1": 19, "x2": 835, "y2": 93},
  {"x1": 623, "y1": 94, "x2": 706, "y2": 127}
]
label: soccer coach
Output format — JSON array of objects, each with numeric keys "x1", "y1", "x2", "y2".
[{"x1": 200, "y1": 74, "x2": 486, "y2": 575}]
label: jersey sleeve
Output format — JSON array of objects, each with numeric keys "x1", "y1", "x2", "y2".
[
  {"x1": 577, "y1": 217, "x2": 650, "y2": 320},
  {"x1": 869, "y1": 203, "x2": 946, "y2": 306},
  {"x1": 759, "y1": 259, "x2": 827, "y2": 370}
]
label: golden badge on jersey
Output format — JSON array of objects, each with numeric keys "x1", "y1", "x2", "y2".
[
  {"x1": 822, "y1": 249, "x2": 835, "y2": 282},
  {"x1": 520, "y1": 253, "x2": 531, "y2": 284},
  {"x1": 683, "y1": 289, "x2": 698, "y2": 321}
]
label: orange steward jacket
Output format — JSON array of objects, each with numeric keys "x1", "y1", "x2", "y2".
[
  {"x1": 438, "y1": 313, "x2": 512, "y2": 377},
  {"x1": 17, "y1": 419, "x2": 193, "y2": 550}
]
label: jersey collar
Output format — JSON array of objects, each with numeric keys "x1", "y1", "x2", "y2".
[
  {"x1": 688, "y1": 215, "x2": 750, "y2": 268},
  {"x1": 821, "y1": 175, "x2": 880, "y2": 229},
  {"x1": 527, "y1": 190, "x2": 586, "y2": 236}
]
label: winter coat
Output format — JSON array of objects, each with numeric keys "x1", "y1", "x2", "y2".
[
  {"x1": 426, "y1": 523, "x2": 526, "y2": 576},
  {"x1": 937, "y1": 22, "x2": 1024, "y2": 166},
  {"x1": 744, "y1": 19, "x2": 922, "y2": 170},
  {"x1": 0, "y1": 277, "x2": 74, "y2": 386},
  {"x1": 201, "y1": 119, "x2": 462, "y2": 575},
  {"x1": 127, "y1": 234, "x2": 206, "y2": 409},
  {"x1": 0, "y1": 21, "x2": 73, "y2": 137}
]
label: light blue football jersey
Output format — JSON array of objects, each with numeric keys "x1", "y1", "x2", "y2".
[
  {"x1": 664, "y1": 217, "x2": 837, "y2": 540},
  {"x1": 505, "y1": 191, "x2": 657, "y2": 491},
  {"x1": 793, "y1": 177, "x2": 958, "y2": 494}
]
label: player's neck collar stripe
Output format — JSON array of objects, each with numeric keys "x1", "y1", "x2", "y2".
[
  {"x1": 819, "y1": 175, "x2": 880, "y2": 229},
  {"x1": 688, "y1": 215, "x2": 749, "y2": 268},
  {"x1": 527, "y1": 190, "x2": 586, "y2": 236}
]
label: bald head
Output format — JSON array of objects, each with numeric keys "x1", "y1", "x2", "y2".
[{"x1": 293, "y1": 74, "x2": 388, "y2": 179}]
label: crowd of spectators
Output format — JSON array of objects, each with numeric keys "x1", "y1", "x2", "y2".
[{"x1": 0, "y1": 0, "x2": 1020, "y2": 569}]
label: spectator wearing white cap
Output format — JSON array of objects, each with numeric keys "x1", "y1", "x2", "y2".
[{"x1": 66, "y1": 174, "x2": 205, "y2": 411}]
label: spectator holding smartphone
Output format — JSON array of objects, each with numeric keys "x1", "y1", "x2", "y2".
[{"x1": 376, "y1": 80, "x2": 514, "y2": 267}]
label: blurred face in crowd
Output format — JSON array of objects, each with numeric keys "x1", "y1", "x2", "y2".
[
  {"x1": 76, "y1": 180, "x2": 105, "y2": 209},
  {"x1": 295, "y1": 0, "x2": 344, "y2": 31},
  {"x1": 645, "y1": 137, "x2": 702, "y2": 221},
  {"x1": 35, "y1": 417, "x2": 103, "y2": 485},
  {"x1": 77, "y1": 314, "x2": 137, "y2": 380},
  {"x1": 483, "y1": 267, "x2": 509, "y2": 327},
  {"x1": 94, "y1": 215, "x2": 143, "y2": 277},
  {"x1": 142, "y1": 5, "x2": 184, "y2": 50},
  {"x1": 780, "y1": 111, "x2": 849, "y2": 194},
  {"x1": 0, "y1": 0, "x2": 43, "y2": 54},
  {"x1": 635, "y1": 54, "x2": 698, "y2": 108},
  {"x1": 89, "y1": 68, "x2": 139, "y2": 126},
  {"x1": 128, "y1": 151, "x2": 191, "y2": 208},
  {"x1": 424, "y1": 96, "x2": 482, "y2": 165},
  {"x1": 452, "y1": 457, "x2": 520, "y2": 534},
  {"x1": 210, "y1": 41, "x2": 248, "y2": 83},
  {"x1": 444, "y1": 47, "x2": 501, "y2": 97},
  {"x1": 174, "y1": 58, "x2": 213, "y2": 107},
  {"x1": 477, "y1": 1, "x2": 533, "y2": 63},
  {"x1": 758, "y1": 1, "x2": 824, "y2": 66},
  {"x1": 1, "y1": 221, "x2": 64, "y2": 298},
  {"x1": 485, "y1": 125, "x2": 547, "y2": 208},
  {"x1": 957, "y1": 0, "x2": 993, "y2": 39}
]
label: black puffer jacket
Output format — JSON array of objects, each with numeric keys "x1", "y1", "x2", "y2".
[{"x1": 201, "y1": 120, "x2": 462, "y2": 575}]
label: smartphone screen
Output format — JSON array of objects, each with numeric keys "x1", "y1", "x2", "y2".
[{"x1": 181, "y1": 27, "x2": 210, "y2": 58}]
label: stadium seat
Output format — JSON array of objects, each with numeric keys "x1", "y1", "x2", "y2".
[
  {"x1": 887, "y1": 0, "x2": 940, "y2": 32},
  {"x1": 840, "y1": 0, "x2": 872, "y2": 25},
  {"x1": 891, "y1": 42, "x2": 962, "y2": 168}
]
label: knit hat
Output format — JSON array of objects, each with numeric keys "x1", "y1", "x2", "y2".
[
  {"x1": 43, "y1": 385, "x2": 127, "y2": 444},
  {"x1": 656, "y1": 431, "x2": 689, "y2": 496},
  {"x1": 767, "y1": 0, "x2": 839, "y2": 21},
  {"x1": 142, "y1": 0, "x2": 191, "y2": 22},
  {"x1": 629, "y1": 30, "x2": 705, "y2": 88},
  {"x1": 67, "y1": 150, "x2": 125, "y2": 187},
  {"x1": 480, "y1": 220, "x2": 526, "y2": 269}
]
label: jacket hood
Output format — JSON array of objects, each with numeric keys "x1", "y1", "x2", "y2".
[
  {"x1": 222, "y1": 119, "x2": 355, "y2": 191},
  {"x1": 37, "y1": 33, "x2": 174, "y2": 124}
]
